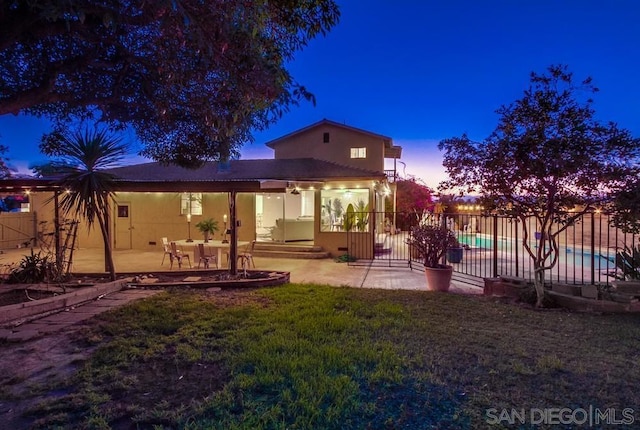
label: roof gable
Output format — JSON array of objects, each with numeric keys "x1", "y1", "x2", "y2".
[{"x1": 265, "y1": 119, "x2": 393, "y2": 149}]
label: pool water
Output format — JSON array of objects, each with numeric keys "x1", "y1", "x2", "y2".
[{"x1": 456, "y1": 233, "x2": 615, "y2": 270}]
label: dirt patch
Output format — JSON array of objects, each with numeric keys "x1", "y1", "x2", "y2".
[
  {"x1": 0, "y1": 287, "x2": 270, "y2": 429},
  {"x1": 129, "y1": 270, "x2": 284, "y2": 286},
  {"x1": 0, "y1": 323, "x2": 99, "y2": 428},
  {"x1": 0, "y1": 289, "x2": 60, "y2": 307}
]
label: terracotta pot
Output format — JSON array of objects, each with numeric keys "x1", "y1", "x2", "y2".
[{"x1": 424, "y1": 265, "x2": 453, "y2": 292}]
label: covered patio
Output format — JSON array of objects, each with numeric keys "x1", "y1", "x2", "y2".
[{"x1": 0, "y1": 246, "x2": 481, "y2": 294}]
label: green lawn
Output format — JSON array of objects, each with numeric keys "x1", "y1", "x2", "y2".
[{"x1": 20, "y1": 284, "x2": 640, "y2": 429}]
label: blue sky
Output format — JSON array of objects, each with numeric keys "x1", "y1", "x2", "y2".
[{"x1": 1, "y1": 1, "x2": 639, "y2": 188}]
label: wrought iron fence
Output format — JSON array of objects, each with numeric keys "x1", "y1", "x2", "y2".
[{"x1": 347, "y1": 211, "x2": 637, "y2": 286}]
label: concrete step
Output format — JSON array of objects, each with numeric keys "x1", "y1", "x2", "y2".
[
  {"x1": 254, "y1": 243, "x2": 324, "y2": 253},
  {"x1": 252, "y1": 249, "x2": 330, "y2": 259},
  {"x1": 253, "y1": 243, "x2": 329, "y2": 259}
]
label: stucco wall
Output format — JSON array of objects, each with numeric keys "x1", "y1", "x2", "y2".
[
  {"x1": 271, "y1": 124, "x2": 385, "y2": 172},
  {"x1": 28, "y1": 191, "x2": 256, "y2": 251}
]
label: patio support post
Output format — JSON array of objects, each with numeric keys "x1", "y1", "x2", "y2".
[
  {"x1": 54, "y1": 190, "x2": 61, "y2": 270},
  {"x1": 104, "y1": 200, "x2": 112, "y2": 273},
  {"x1": 229, "y1": 190, "x2": 238, "y2": 276}
]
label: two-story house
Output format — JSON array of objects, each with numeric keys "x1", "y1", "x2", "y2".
[{"x1": 6, "y1": 119, "x2": 402, "y2": 259}]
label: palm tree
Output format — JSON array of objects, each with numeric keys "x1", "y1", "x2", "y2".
[{"x1": 34, "y1": 128, "x2": 127, "y2": 281}]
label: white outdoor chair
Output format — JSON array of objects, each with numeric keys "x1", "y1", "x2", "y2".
[
  {"x1": 169, "y1": 241, "x2": 191, "y2": 269},
  {"x1": 161, "y1": 237, "x2": 173, "y2": 266},
  {"x1": 197, "y1": 243, "x2": 218, "y2": 269},
  {"x1": 237, "y1": 240, "x2": 256, "y2": 270}
]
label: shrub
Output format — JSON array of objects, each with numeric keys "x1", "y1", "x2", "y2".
[
  {"x1": 614, "y1": 244, "x2": 640, "y2": 280},
  {"x1": 7, "y1": 250, "x2": 52, "y2": 284}
]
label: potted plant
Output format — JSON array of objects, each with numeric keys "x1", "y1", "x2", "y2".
[
  {"x1": 407, "y1": 223, "x2": 459, "y2": 291},
  {"x1": 446, "y1": 238, "x2": 464, "y2": 264},
  {"x1": 195, "y1": 218, "x2": 219, "y2": 243},
  {"x1": 344, "y1": 201, "x2": 370, "y2": 232}
]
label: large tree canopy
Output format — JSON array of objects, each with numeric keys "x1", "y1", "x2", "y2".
[
  {"x1": 439, "y1": 65, "x2": 640, "y2": 306},
  {"x1": 0, "y1": 0, "x2": 339, "y2": 166}
]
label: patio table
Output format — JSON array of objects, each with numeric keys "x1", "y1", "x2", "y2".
[{"x1": 174, "y1": 239, "x2": 249, "y2": 268}]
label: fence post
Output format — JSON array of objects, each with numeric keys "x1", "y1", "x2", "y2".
[
  {"x1": 590, "y1": 211, "x2": 595, "y2": 285},
  {"x1": 493, "y1": 215, "x2": 498, "y2": 278},
  {"x1": 371, "y1": 209, "x2": 376, "y2": 261},
  {"x1": 514, "y1": 218, "x2": 519, "y2": 277}
]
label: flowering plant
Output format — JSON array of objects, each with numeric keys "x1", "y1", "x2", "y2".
[{"x1": 407, "y1": 223, "x2": 459, "y2": 268}]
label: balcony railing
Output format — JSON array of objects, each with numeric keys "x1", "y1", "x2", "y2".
[{"x1": 384, "y1": 169, "x2": 398, "y2": 183}]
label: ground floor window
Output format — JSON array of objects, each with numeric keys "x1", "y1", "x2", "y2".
[
  {"x1": 181, "y1": 192, "x2": 202, "y2": 215},
  {"x1": 256, "y1": 191, "x2": 315, "y2": 242},
  {"x1": 320, "y1": 188, "x2": 370, "y2": 232}
]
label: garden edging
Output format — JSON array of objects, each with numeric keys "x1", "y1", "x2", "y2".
[{"x1": 0, "y1": 280, "x2": 127, "y2": 326}]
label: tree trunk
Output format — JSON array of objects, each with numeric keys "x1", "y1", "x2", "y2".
[
  {"x1": 97, "y1": 209, "x2": 116, "y2": 281},
  {"x1": 533, "y1": 266, "x2": 545, "y2": 307}
]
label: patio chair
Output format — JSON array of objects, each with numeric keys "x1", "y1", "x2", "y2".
[
  {"x1": 161, "y1": 237, "x2": 173, "y2": 265},
  {"x1": 237, "y1": 240, "x2": 256, "y2": 270},
  {"x1": 197, "y1": 243, "x2": 218, "y2": 269},
  {"x1": 169, "y1": 241, "x2": 191, "y2": 269}
]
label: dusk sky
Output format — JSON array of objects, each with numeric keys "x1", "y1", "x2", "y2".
[{"x1": 1, "y1": 1, "x2": 639, "y2": 189}]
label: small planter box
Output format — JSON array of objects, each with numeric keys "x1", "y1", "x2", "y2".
[
  {"x1": 581, "y1": 284, "x2": 599, "y2": 299},
  {"x1": 484, "y1": 276, "x2": 529, "y2": 299},
  {"x1": 547, "y1": 290, "x2": 640, "y2": 313},
  {"x1": 483, "y1": 277, "x2": 503, "y2": 296},
  {"x1": 608, "y1": 292, "x2": 639, "y2": 304},
  {"x1": 502, "y1": 283, "x2": 529, "y2": 299},
  {"x1": 611, "y1": 281, "x2": 640, "y2": 296},
  {"x1": 552, "y1": 284, "x2": 581, "y2": 296}
]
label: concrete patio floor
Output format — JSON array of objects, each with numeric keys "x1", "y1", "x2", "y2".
[{"x1": 0, "y1": 246, "x2": 482, "y2": 295}]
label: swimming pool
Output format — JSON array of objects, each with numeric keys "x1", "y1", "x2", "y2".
[{"x1": 456, "y1": 233, "x2": 615, "y2": 270}]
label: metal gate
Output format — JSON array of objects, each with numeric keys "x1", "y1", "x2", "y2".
[
  {"x1": 347, "y1": 211, "x2": 631, "y2": 286},
  {"x1": 346, "y1": 210, "x2": 416, "y2": 268}
]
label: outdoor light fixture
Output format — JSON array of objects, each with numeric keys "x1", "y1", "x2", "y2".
[
  {"x1": 458, "y1": 205, "x2": 483, "y2": 212},
  {"x1": 222, "y1": 214, "x2": 229, "y2": 243},
  {"x1": 290, "y1": 188, "x2": 300, "y2": 195},
  {"x1": 186, "y1": 213, "x2": 193, "y2": 242}
]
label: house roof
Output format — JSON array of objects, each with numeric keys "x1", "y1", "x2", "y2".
[
  {"x1": 0, "y1": 158, "x2": 385, "y2": 193},
  {"x1": 265, "y1": 118, "x2": 390, "y2": 147},
  {"x1": 106, "y1": 158, "x2": 386, "y2": 192},
  {"x1": 105, "y1": 158, "x2": 384, "y2": 182}
]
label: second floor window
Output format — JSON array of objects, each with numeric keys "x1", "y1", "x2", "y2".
[{"x1": 350, "y1": 147, "x2": 367, "y2": 159}]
